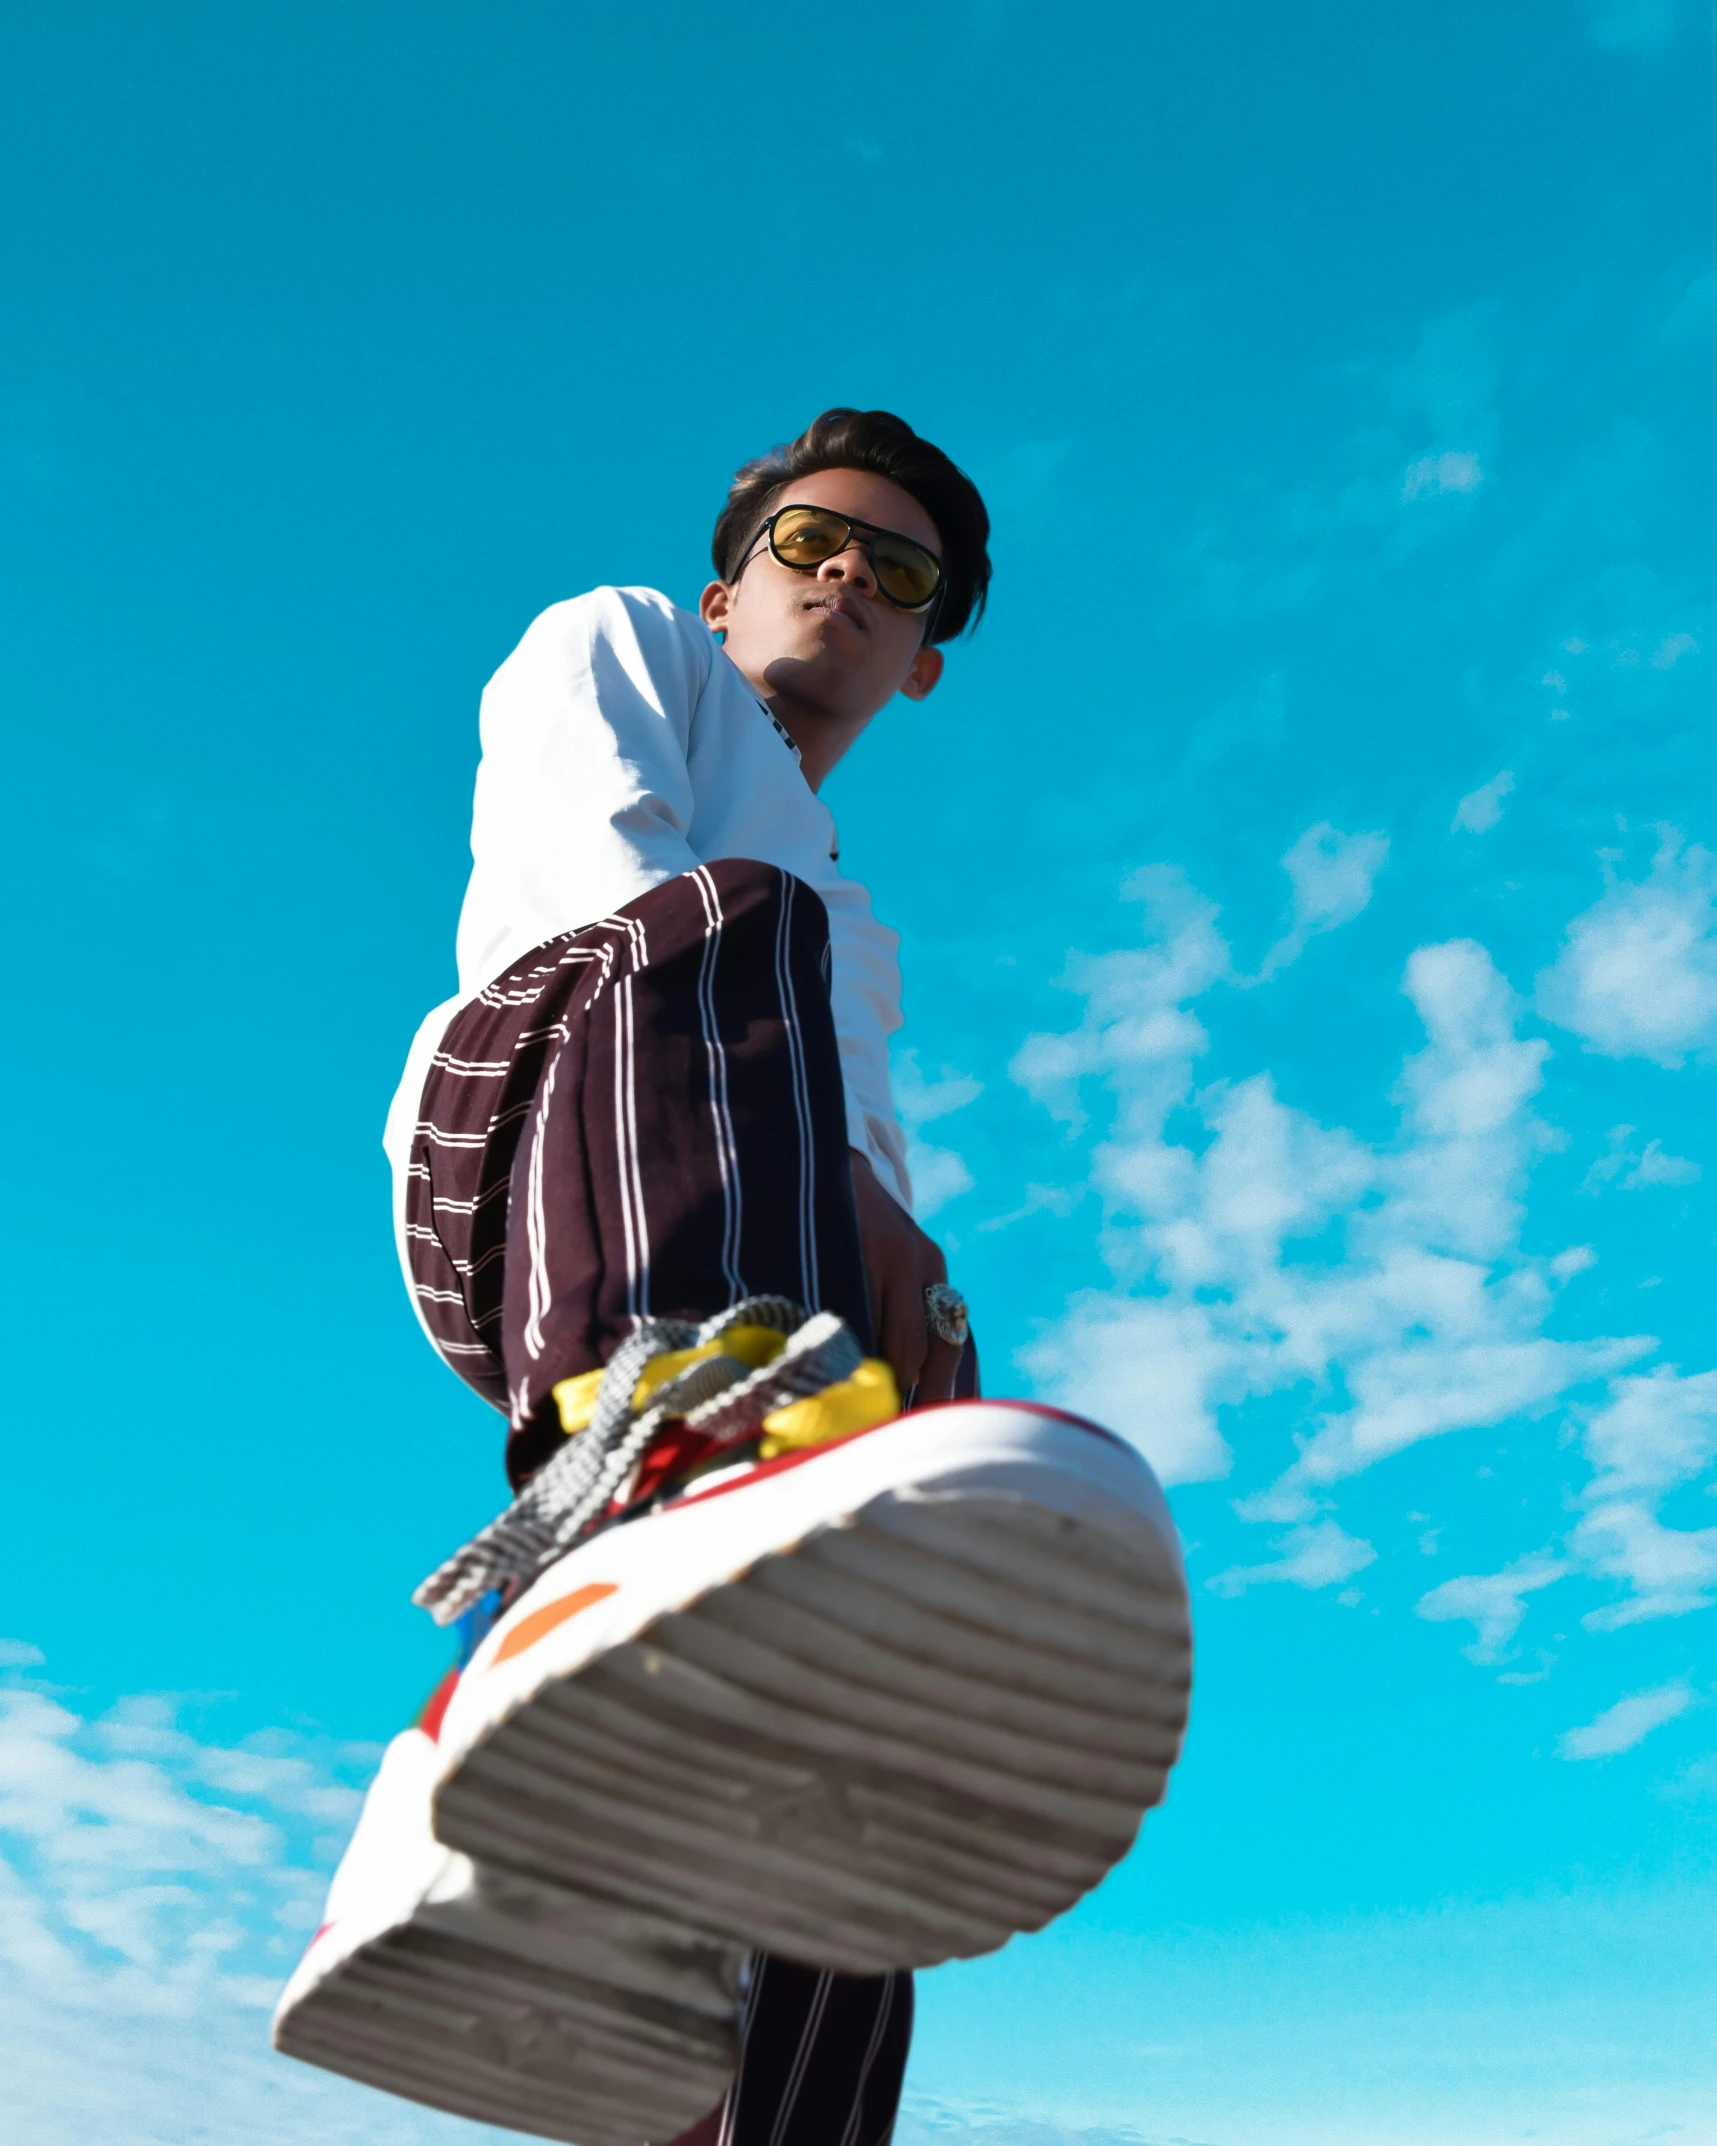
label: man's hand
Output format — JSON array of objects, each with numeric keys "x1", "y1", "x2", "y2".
[{"x1": 849, "y1": 1148, "x2": 962, "y2": 1406}]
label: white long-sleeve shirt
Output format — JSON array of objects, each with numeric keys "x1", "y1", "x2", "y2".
[{"x1": 384, "y1": 586, "x2": 912, "y2": 1256}]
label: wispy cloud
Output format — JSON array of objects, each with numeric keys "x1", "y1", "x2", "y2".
[
  {"x1": 1009, "y1": 866, "x2": 1228, "y2": 1142},
  {"x1": 1402, "y1": 450, "x2": 1483, "y2": 502},
  {"x1": 893, "y1": 1048, "x2": 984, "y2": 1218},
  {"x1": 1573, "y1": 1368, "x2": 1717, "y2": 1625},
  {"x1": 1175, "y1": 308, "x2": 1502, "y2": 624},
  {"x1": 1581, "y1": 1123, "x2": 1701, "y2": 1192},
  {"x1": 1208, "y1": 1518, "x2": 1376, "y2": 1598},
  {"x1": 1021, "y1": 1293, "x2": 1239, "y2": 1486},
  {"x1": 1417, "y1": 1552, "x2": 1571, "y2": 1665},
  {"x1": 899, "y1": 2105, "x2": 1170, "y2": 2146},
  {"x1": 1575, "y1": 1500, "x2": 1717, "y2": 1627},
  {"x1": 1408, "y1": 1365, "x2": 1717, "y2": 1660},
  {"x1": 1452, "y1": 770, "x2": 1514, "y2": 835},
  {"x1": 1651, "y1": 631, "x2": 1698, "y2": 668},
  {"x1": 1538, "y1": 835, "x2": 1717, "y2": 1066},
  {"x1": 1559, "y1": 1682, "x2": 1694, "y2": 1760},
  {"x1": 1257, "y1": 822, "x2": 1389, "y2": 979},
  {"x1": 1578, "y1": 1366, "x2": 1717, "y2": 1499},
  {"x1": 0, "y1": 1656, "x2": 499, "y2": 2144},
  {"x1": 1014, "y1": 873, "x2": 1665, "y2": 1609}
]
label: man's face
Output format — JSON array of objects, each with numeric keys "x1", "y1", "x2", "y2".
[{"x1": 700, "y1": 467, "x2": 945, "y2": 785}]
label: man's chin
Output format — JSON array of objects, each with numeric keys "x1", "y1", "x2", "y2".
[{"x1": 759, "y1": 645, "x2": 868, "y2": 711}]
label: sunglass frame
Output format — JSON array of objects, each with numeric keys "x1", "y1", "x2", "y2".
[{"x1": 752, "y1": 505, "x2": 946, "y2": 616}]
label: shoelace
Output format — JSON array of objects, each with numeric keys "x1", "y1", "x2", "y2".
[{"x1": 413, "y1": 1297, "x2": 863, "y2": 1626}]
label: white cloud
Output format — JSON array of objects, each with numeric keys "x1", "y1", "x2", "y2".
[
  {"x1": 1577, "y1": 1367, "x2": 1717, "y2": 1498},
  {"x1": 1639, "y1": 1150, "x2": 1699, "y2": 1184},
  {"x1": 0, "y1": 1639, "x2": 45, "y2": 1668},
  {"x1": 893, "y1": 1050, "x2": 983, "y2": 1130},
  {"x1": 1208, "y1": 1519, "x2": 1376, "y2": 1597},
  {"x1": 1009, "y1": 866, "x2": 1228, "y2": 1135},
  {"x1": 1650, "y1": 631, "x2": 1698, "y2": 669},
  {"x1": 1574, "y1": 1501, "x2": 1717, "y2": 1626},
  {"x1": 1303, "y1": 1333, "x2": 1640, "y2": 1488},
  {"x1": 1285, "y1": 942, "x2": 1645, "y2": 1491},
  {"x1": 1016, "y1": 890, "x2": 1656, "y2": 1565},
  {"x1": 1378, "y1": 941, "x2": 1549, "y2": 1254},
  {"x1": 1402, "y1": 451, "x2": 1483, "y2": 502},
  {"x1": 1664, "y1": 1751, "x2": 1717, "y2": 1801},
  {"x1": 1258, "y1": 821, "x2": 1389, "y2": 977},
  {"x1": 1538, "y1": 836, "x2": 1717, "y2": 1066},
  {"x1": 1415, "y1": 1371, "x2": 1717, "y2": 1646},
  {"x1": 1014, "y1": 864, "x2": 1717, "y2": 1656},
  {"x1": 1416, "y1": 1553, "x2": 1570, "y2": 1664},
  {"x1": 0, "y1": 1657, "x2": 505, "y2": 2145},
  {"x1": 0, "y1": 1681, "x2": 343, "y2": 1998},
  {"x1": 1564, "y1": 1355, "x2": 1717, "y2": 1634},
  {"x1": 893, "y1": 1049, "x2": 983, "y2": 1219},
  {"x1": 1582, "y1": 1123, "x2": 1701, "y2": 1192},
  {"x1": 1559, "y1": 1682, "x2": 1694, "y2": 1761},
  {"x1": 1452, "y1": 770, "x2": 1515, "y2": 835},
  {"x1": 1023, "y1": 1294, "x2": 1235, "y2": 1486},
  {"x1": 1281, "y1": 821, "x2": 1390, "y2": 938},
  {"x1": 976, "y1": 1182, "x2": 1083, "y2": 1235},
  {"x1": 910, "y1": 1141, "x2": 975, "y2": 1219}
]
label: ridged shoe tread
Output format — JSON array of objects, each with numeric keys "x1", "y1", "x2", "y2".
[
  {"x1": 434, "y1": 1491, "x2": 1192, "y2": 1975},
  {"x1": 274, "y1": 1921, "x2": 736, "y2": 2146}
]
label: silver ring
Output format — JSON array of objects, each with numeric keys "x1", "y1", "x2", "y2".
[{"x1": 924, "y1": 1282, "x2": 970, "y2": 1347}]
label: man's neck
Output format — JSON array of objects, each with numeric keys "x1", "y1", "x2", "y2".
[{"x1": 742, "y1": 678, "x2": 875, "y2": 793}]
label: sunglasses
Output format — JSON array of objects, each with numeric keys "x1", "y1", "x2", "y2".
[{"x1": 746, "y1": 504, "x2": 945, "y2": 616}]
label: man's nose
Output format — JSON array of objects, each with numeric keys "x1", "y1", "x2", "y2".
[{"x1": 815, "y1": 542, "x2": 876, "y2": 596}]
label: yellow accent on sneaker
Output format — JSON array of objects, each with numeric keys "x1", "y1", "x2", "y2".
[
  {"x1": 758, "y1": 1358, "x2": 900, "y2": 1458},
  {"x1": 551, "y1": 1326, "x2": 790, "y2": 1435}
]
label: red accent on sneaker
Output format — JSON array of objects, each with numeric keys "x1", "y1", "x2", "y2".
[
  {"x1": 626, "y1": 1420, "x2": 724, "y2": 1511},
  {"x1": 667, "y1": 1398, "x2": 1127, "y2": 1514},
  {"x1": 416, "y1": 1668, "x2": 460, "y2": 1744}
]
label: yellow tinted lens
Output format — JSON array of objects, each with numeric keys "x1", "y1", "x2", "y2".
[
  {"x1": 873, "y1": 535, "x2": 940, "y2": 608},
  {"x1": 771, "y1": 507, "x2": 848, "y2": 567}
]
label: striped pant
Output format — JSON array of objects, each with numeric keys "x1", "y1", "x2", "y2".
[
  {"x1": 687, "y1": 1958, "x2": 912, "y2": 2146},
  {"x1": 404, "y1": 859, "x2": 911, "y2": 2146}
]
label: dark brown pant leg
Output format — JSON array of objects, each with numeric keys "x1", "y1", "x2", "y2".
[{"x1": 404, "y1": 860, "x2": 872, "y2": 1487}]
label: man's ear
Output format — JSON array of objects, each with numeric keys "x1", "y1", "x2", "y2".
[
  {"x1": 898, "y1": 643, "x2": 944, "y2": 703},
  {"x1": 699, "y1": 580, "x2": 732, "y2": 637}
]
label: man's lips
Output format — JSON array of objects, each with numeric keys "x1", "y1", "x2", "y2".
[{"x1": 805, "y1": 592, "x2": 869, "y2": 633}]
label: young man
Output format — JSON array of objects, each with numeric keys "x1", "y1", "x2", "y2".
[
  {"x1": 277, "y1": 411, "x2": 1192, "y2": 2146},
  {"x1": 385, "y1": 409, "x2": 993, "y2": 2141}
]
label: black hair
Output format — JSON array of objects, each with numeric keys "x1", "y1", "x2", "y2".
[{"x1": 711, "y1": 408, "x2": 991, "y2": 643}]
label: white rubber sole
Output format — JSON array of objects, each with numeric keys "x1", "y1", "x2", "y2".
[
  {"x1": 433, "y1": 1400, "x2": 1193, "y2": 1976},
  {"x1": 272, "y1": 1726, "x2": 742, "y2": 2146}
]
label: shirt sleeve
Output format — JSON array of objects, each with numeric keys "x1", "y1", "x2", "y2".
[{"x1": 455, "y1": 587, "x2": 713, "y2": 996}]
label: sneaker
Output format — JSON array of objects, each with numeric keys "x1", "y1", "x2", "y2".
[
  {"x1": 430, "y1": 1397, "x2": 1192, "y2": 1978},
  {"x1": 271, "y1": 1699, "x2": 744, "y2": 2145}
]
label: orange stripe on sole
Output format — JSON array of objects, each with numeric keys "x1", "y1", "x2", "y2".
[{"x1": 493, "y1": 1582, "x2": 618, "y2": 1664}]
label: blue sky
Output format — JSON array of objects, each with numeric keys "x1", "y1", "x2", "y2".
[{"x1": 3, "y1": 1, "x2": 1715, "y2": 2139}]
